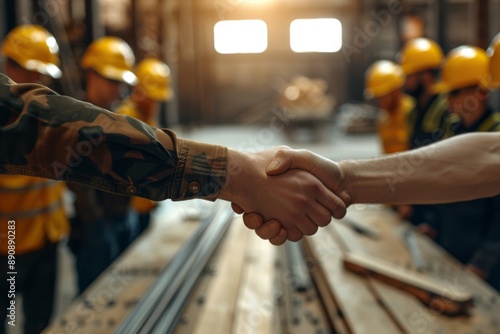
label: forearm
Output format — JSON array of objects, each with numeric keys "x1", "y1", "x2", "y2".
[
  {"x1": 0, "y1": 74, "x2": 227, "y2": 201},
  {"x1": 218, "y1": 148, "x2": 276, "y2": 206},
  {"x1": 340, "y1": 133, "x2": 500, "y2": 204},
  {"x1": 217, "y1": 149, "x2": 249, "y2": 202}
]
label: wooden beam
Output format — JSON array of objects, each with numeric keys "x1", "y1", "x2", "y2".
[
  {"x1": 343, "y1": 252, "x2": 473, "y2": 315},
  {"x1": 336, "y1": 206, "x2": 500, "y2": 333},
  {"x1": 190, "y1": 220, "x2": 250, "y2": 334},
  {"x1": 231, "y1": 233, "x2": 277, "y2": 334},
  {"x1": 304, "y1": 227, "x2": 403, "y2": 334}
]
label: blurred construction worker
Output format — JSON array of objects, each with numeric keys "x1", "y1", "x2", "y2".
[
  {"x1": 1, "y1": 24, "x2": 62, "y2": 86},
  {"x1": 116, "y1": 58, "x2": 173, "y2": 235},
  {"x1": 396, "y1": 38, "x2": 450, "y2": 225},
  {"x1": 80, "y1": 36, "x2": 136, "y2": 109},
  {"x1": 398, "y1": 37, "x2": 449, "y2": 148},
  {"x1": 364, "y1": 60, "x2": 413, "y2": 155},
  {"x1": 69, "y1": 36, "x2": 138, "y2": 293},
  {"x1": 434, "y1": 46, "x2": 496, "y2": 134},
  {"x1": 489, "y1": 32, "x2": 500, "y2": 88},
  {"x1": 429, "y1": 46, "x2": 500, "y2": 290},
  {"x1": 0, "y1": 24, "x2": 68, "y2": 334},
  {"x1": 117, "y1": 58, "x2": 173, "y2": 125}
]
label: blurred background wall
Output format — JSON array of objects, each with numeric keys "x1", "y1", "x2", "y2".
[{"x1": 1, "y1": 0, "x2": 499, "y2": 127}]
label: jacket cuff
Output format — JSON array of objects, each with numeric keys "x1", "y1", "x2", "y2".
[{"x1": 172, "y1": 138, "x2": 227, "y2": 201}]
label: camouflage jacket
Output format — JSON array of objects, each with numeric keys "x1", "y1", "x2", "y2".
[{"x1": 0, "y1": 74, "x2": 227, "y2": 201}]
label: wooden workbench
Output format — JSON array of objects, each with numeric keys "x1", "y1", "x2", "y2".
[
  {"x1": 44, "y1": 203, "x2": 500, "y2": 333},
  {"x1": 305, "y1": 204, "x2": 500, "y2": 334}
]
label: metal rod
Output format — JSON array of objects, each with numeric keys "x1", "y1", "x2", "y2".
[
  {"x1": 149, "y1": 205, "x2": 233, "y2": 333},
  {"x1": 115, "y1": 200, "x2": 232, "y2": 333},
  {"x1": 279, "y1": 246, "x2": 300, "y2": 327},
  {"x1": 403, "y1": 227, "x2": 427, "y2": 272},
  {"x1": 284, "y1": 241, "x2": 311, "y2": 292}
]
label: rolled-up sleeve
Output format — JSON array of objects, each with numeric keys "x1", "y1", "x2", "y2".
[{"x1": 0, "y1": 74, "x2": 227, "y2": 201}]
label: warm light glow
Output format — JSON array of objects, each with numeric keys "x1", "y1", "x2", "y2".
[
  {"x1": 290, "y1": 18, "x2": 342, "y2": 53},
  {"x1": 214, "y1": 20, "x2": 268, "y2": 54},
  {"x1": 238, "y1": 0, "x2": 272, "y2": 2}
]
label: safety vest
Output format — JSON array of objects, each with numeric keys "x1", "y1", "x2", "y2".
[
  {"x1": 477, "y1": 112, "x2": 500, "y2": 132},
  {"x1": 408, "y1": 94, "x2": 449, "y2": 149},
  {"x1": 116, "y1": 98, "x2": 157, "y2": 126},
  {"x1": 116, "y1": 98, "x2": 158, "y2": 213},
  {"x1": 445, "y1": 107, "x2": 500, "y2": 136},
  {"x1": 0, "y1": 175, "x2": 69, "y2": 255},
  {"x1": 377, "y1": 94, "x2": 414, "y2": 154}
]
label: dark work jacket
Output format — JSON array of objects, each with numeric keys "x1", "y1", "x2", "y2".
[
  {"x1": 406, "y1": 94, "x2": 450, "y2": 227},
  {"x1": 433, "y1": 107, "x2": 500, "y2": 291},
  {"x1": 408, "y1": 94, "x2": 449, "y2": 149}
]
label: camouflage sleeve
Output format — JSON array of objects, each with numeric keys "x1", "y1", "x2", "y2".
[{"x1": 0, "y1": 73, "x2": 227, "y2": 201}]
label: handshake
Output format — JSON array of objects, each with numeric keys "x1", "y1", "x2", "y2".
[
  {"x1": 218, "y1": 132, "x2": 500, "y2": 245},
  {"x1": 218, "y1": 147, "x2": 353, "y2": 246}
]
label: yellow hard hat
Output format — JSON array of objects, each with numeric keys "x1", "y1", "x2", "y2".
[
  {"x1": 81, "y1": 36, "x2": 137, "y2": 85},
  {"x1": 1, "y1": 24, "x2": 61, "y2": 79},
  {"x1": 135, "y1": 58, "x2": 173, "y2": 101},
  {"x1": 433, "y1": 46, "x2": 490, "y2": 93},
  {"x1": 397, "y1": 38, "x2": 444, "y2": 75},
  {"x1": 488, "y1": 32, "x2": 500, "y2": 88},
  {"x1": 364, "y1": 60, "x2": 405, "y2": 99}
]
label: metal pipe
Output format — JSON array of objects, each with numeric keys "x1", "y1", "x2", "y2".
[
  {"x1": 115, "y1": 200, "x2": 232, "y2": 333},
  {"x1": 151, "y1": 207, "x2": 232, "y2": 333},
  {"x1": 284, "y1": 241, "x2": 311, "y2": 292}
]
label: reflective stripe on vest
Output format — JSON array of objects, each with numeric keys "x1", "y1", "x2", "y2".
[
  {"x1": 0, "y1": 199, "x2": 64, "y2": 219},
  {"x1": 422, "y1": 94, "x2": 448, "y2": 132},
  {"x1": 0, "y1": 175, "x2": 68, "y2": 254},
  {"x1": 478, "y1": 112, "x2": 500, "y2": 132},
  {"x1": 408, "y1": 94, "x2": 448, "y2": 141},
  {"x1": 0, "y1": 176, "x2": 64, "y2": 218},
  {"x1": 0, "y1": 179, "x2": 57, "y2": 193}
]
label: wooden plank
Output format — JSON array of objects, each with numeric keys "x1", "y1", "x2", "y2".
[
  {"x1": 411, "y1": 226, "x2": 500, "y2": 332},
  {"x1": 343, "y1": 252, "x2": 473, "y2": 315},
  {"x1": 231, "y1": 233, "x2": 277, "y2": 334},
  {"x1": 335, "y1": 205, "x2": 500, "y2": 334},
  {"x1": 302, "y1": 240, "x2": 350, "y2": 334},
  {"x1": 304, "y1": 228, "x2": 403, "y2": 334},
  {"x1": 189, "y1": 218, "x2": 250, "y2": 334}
]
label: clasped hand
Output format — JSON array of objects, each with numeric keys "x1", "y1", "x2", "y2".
[{"x1": 225, "y1": 147, "x2": 351, "y2": 245}]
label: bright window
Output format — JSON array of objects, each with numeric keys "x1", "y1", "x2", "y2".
[
  {"x1": 290, "y1": 18, "x2": 342, "y2": 53},
  {"x1": 214, "y1": 20, "x2": 268, "y2": 54}
]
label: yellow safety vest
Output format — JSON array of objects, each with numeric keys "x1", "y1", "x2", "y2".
[
  {"x1": 116, "y1": 98, "x2": 157, "y2": 126},
  {"x1": 377, "y1": 94, "x2": 414, "y2": 155},
  {"x1": 440, "y1": 108, "x2": 500, "y2": 139},
  {"x1": 407, "y1": 94, "x2": 449, "y2": 148},
  {"x1": 477, "y1": 112, "x2": 500, "y2": 132},
  {"x1": 0, "y1": 175, "x2": 69, "y2": 255},
  {"x1": 116, "y1": 99, "x2": 158, "y2": 214}
]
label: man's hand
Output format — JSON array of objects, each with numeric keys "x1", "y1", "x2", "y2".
[
  {"x1": 264, "y1": 149, "x2": 352, "y2": 206},
  {"x1": 220, "y1": 147, "x2": 347, "y2": 243},
  {"x1": 229, "y1": 148, "x2": 352, "y2": 245}
]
